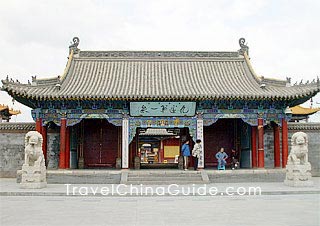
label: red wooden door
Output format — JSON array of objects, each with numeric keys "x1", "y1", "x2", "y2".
[
  {"x1": 83, "y1": 119, "x2": 118, "y2": 168},
  {"x1": 204, "y1": 119, "x2": 235, "y2": 167}
]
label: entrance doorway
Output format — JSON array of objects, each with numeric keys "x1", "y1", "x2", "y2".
[
  {"x1": 83, "y1": 119, "x2": 119, "y2": 168},
  {"x1": 204, "y1": 119, "x2": 251, "y2": 168},
  {"x1": 131, "y1": 127, "x2": 192, "y2": 168}
]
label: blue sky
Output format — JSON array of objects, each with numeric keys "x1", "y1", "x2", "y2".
[{"x1": 0, "y1": 0, "x2": 319, "y2": 122}]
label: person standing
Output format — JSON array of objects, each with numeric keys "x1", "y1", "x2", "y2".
[
  {"x1": 230, "y1": 148, "x2": 239, "y2": 170},
  {"x1": 215, "y1": 147, "x2": 228, "y2": 169},
  {"x1": 181, "y1": 140, "x2": 190, "y2": 170},
  {"x1": 192, "y1": 139, "x2": 202, "y2": 171}
]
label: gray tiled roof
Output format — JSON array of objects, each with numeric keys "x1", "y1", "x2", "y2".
[
  {"x1": 2, "y1": 50, "x2": 319, "y2": 102},
  {"x1": 0, "y1": 122, "x2": 35, "y2": 131},
  {"x1": 288, "y1": 122, "x2": 320, "y2": 131}
]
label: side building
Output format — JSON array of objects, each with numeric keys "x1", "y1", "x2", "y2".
[
  {"x1": 2, "y1": 37, "x2": 319, "y2": 170},
  {"x1": 0, "y1": 104, "x2": 21, "y2": 122}
]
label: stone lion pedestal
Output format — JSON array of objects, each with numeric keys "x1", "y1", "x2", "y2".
[
  {"x1": 20, "y1": 131, "x2": 47, "y2": 189},
  {"x1": 284, "y1": 132, "x2": 313, "y2": 187}
]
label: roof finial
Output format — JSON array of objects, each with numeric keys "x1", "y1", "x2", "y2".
[
  {"x1": 239, "y1": 38, "x2": 249, "y2": 56},
  {"x1": 69, "y1": 37, "x2": 80, "y2": 54}
]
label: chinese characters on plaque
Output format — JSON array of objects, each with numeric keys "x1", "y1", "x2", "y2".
[{"x1": 130, "y1": 102, "x2": 196, "y2": 117}]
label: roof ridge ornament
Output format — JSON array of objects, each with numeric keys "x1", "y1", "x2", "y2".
[
  {"x1": 69, "y1": 37, "x2": 80, "y2": 54},
  {"x1": 1, "y1": 75, "x2": 10, "y2": 85},
  {"x1": 286, "y1": 77, "x2": 291, "y2": 87},
  {"x1": 31, "y1": 75, "x2": 37, "y2": 86},
  {"x1": 238, "y1": 38, "x2": 249, "y2": 56}
]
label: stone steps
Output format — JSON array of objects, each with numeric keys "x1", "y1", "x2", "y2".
[
  {"x1": 128, "y1": 177, "x2": 203, "y2": 181},
  {"x1": 127, "y1": 180, "x2": 205, "y2": 185},
  {"x1": 46, "y1": 170, "x2": 121, "y2": 184},
  {"x1": 17, "y1": 170, "x2": 121, "y2": 184},
  {"x1": 16, "y1": 169, "x2": 286, "y2": 184},
  {"x1": 125, "y1": 171, "x2": 206, "y2": 185},
  {"x1": 47, "y1": 174, "x2": 120, "y2": 184},
  {"x1": 207, "y1": 170, "x2": 286, "y2": 183},
  {"x1": 129, "y1": 174, "x2": 201, "y2": 178}
]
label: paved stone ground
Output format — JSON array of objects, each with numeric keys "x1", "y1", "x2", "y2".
[
  {"x1": 0, "y1": 194, "x2": 319, "y2": 226},
  {"x1": 1, "y1": 177, "x2": 320, "y2": 196},
  {"x1": 1, "y1": 177, "x2": 319, "y2": 226}
]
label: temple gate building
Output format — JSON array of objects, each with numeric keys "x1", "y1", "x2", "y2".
[{"x1": 2, "y1": 38, "x2": 319, "y2": 170}]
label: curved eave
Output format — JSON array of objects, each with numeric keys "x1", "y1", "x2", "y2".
[
  {"x1": 243, "y1": 52, "x2": 262, "y2": 84},
  {"x1": 0, "y1": 105, "x2": 21, "y2": 115},
  {"x1": 4, "y1": 79, "x2": 319, "y2": 102},
  {"x1": 2, "y1": 86, "x2": 319, "y2": 104},
  {"x1": 290, "y1": 105, "x2": 320, "y2": 115},
  {"x1": 243, "y1": 52, "x2": 292, "y2": 87},
  {"x1": 8, "y1": 110, "x2": 21, "y2": 115},
  {"x1": 59, "y1": 50, "x2": 74, "y2": 82}
]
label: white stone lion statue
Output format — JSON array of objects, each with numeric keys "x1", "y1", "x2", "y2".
[
  {"x1": 23, "y1": 131, "x2": 45, "y2": 168},
  {"x1": 287, "y1": 131, "x2": 309, "y2": 166},
  {"x1": 20, "y1": 131, "x2": 47, "y2": 188},
  {"x1": 284, "y1": 131, "x2": 313, "y2": 187}
]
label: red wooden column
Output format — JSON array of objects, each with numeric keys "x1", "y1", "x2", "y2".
[
  {"x1": 281, "y1": 118, "x2": 289, "y2": 168},
  {"x1": 251, "y1": 126, "x2": 257, "y2": 168},
  {"x1": 35, "y1": 118, "x2": 47, "y2": 163},
  {"x1": 36, "y1": 118, "x2": 42, "y2": 133},
  {"x1": 273, "y1": 123, "x2": 281, "y2": 168},
  {"x1": 257, "y1": 118, "x2": 265, "y2": 168},
  {"x1": 59, "y1": 118, "x2": 67, "y2": 169},
  {"x1": 42, "y1": 125, "x2": 47, "y2": 164},
  {"x1": 65, "y1": 126, "x2": 70, "y2": 168}
]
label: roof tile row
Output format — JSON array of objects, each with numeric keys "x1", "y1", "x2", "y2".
[{"x1": 2, "y1": 50, "x2": 319, "y2": 102}]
